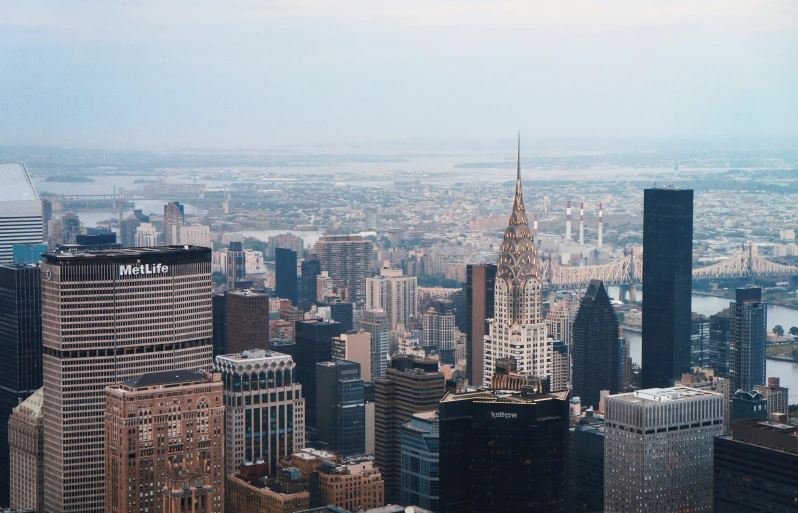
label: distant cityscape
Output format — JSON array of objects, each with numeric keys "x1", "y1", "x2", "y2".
[{"x1": 0, "y1": 141, "x2": 797, "y2": 513}]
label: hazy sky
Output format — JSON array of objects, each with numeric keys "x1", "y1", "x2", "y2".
[{"x1": 1, "y1": 1, "x2": 796, "y2": 150}]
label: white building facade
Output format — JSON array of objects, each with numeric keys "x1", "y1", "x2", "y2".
[{"x1": 365, "y1": 263, "x2": 418, "y2": 331}]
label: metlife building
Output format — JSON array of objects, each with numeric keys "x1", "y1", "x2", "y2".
[
  {"x1": 438, "y1": 386, "x2": 571, "y2": 513},
  {"x1": 40, "y1": 246, "x2": 214, "y2": 513}
]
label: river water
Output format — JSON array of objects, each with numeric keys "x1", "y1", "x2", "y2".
[{"x1": 613, "y1": 287, "x2": 798, "y2": 403}]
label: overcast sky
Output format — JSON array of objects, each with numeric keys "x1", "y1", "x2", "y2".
[{"x1": 1, "y1": 1, "x2": 796, "y2": 150}]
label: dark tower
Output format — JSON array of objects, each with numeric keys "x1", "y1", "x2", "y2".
[
  {"x1": 275, "y1": 247, "x2": 298, "y2": 304},
  {"x1": 301, "y1": 255, "x2": 321, "y2": 302},
  {"x1": 439, "y1": 388, "x2": 570, "y2": 513},
  {"x1": 211, "y1": 292, "x2": 227, "y2": 357},
  {"x1": 0, "y1": 264, "x2": 42, "y2": 506},
  {"x1": 572, "y1": 280, "x2": 619, "y2": 409},
  {"x1": 465, "y1": 263, "x2": 496, "y2": 386},
  {"x1": 295, "y1": 320, "x2": 342, "y2": 429},
  {"x1": 728, "y1": 287, "x2": 767, "y2": 393},
  {"x1": 316, "y1": 360, "x2": 365, "y2": 456},
  {"x1": 641, "y1": 188, "x2": 693, "y2": 389}
]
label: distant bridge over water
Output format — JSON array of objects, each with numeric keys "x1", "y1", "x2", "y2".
[{"x1": 543, "y1": 244, "x2": 798, "y2": 291}]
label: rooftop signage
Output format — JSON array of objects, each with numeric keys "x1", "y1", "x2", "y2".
[{"x1": 119, "y1": 263, "x2": 169, "y2": 276}]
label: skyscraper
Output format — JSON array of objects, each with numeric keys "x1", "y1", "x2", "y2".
[
  {"x1": 604, "y1": 387, "x2": 723, "y2": 513},
  {"x1": 728, "y1": 286, "x2": 767, "y2": 393},
  {"x1": 0, "y1": 163, "x2": 43, "y2": 263},
  {"x1": 317, "y1": 360, "x2": 366, "y2": 456},
  {"x1": 294, "y1": 320, "x2": 342, "y2": 428},
  {"x1": 226, "y1": 289, "x2": 270, "y2": 354},
  {"x1": 179, "y1": 224, "x2": 211, "y2": 247},
  {"x1": 41, "y1": 247, "x2": 214, "y2": 513},
  {"x1": 714, "y1": 418, "x2": 798, "y2": 513},
  {"x1": 134, "y1": 222, "x2": 157, "y2": 247},
  {"x1": 215, "y1": 350, "x2": 305, "y2": 476},
  {"x1": 641, "y1": 188, "x2": 694, "y2": 389},
  {"x1": 332, "y1": 332, "x2": 373, "y2": 381},
  {"x1": 315, "y1": 235, "x2": 373, "y2": 305},
  {"x1": 365, "y1": 262, "x2": 418, "y2": 331},
  {"x1": 276, "y1": 247, "x2": 298, "y2": 304},
  {"x1": 212, "y1": 292, "x2": 227, "y2": 356},
  {"x1": 226, "y1": 241, "x2": 246, "y2": 289},
  {"x1": 572, "y1": 279, "x2": 620, "y2": 409},
  {"x1": 0, "y1": 263, "x2": 42, "y2": 506},
  {"x1": 327, "y1": 301, "x2": 354, "y2": 333},
  {"x1": 375, "y1": 355, "x2": 444, "y2": 505},
  {"x1": 691, "y1": 313, "x2": 710, "y2": 368},
  {"x1": 439, "y1": 386, "x2": 571, "y2": 513},
  {"x1": 400, "y1": 411, "x2": 440, "y2": 512},
  {"x1": 483, "y1": 138, "x2": 552, "y2": 384},
  {"x1": 709, "y1": 309, "x2": 731, "y2": 376},
  {"x1": 301, "y1": 254, "x2": 321, "y2": 302},
  {"x1": 163, "y1": 201, "x2": 185, "y2": 245},
  {"x1": 104, "y1": 370, "x2": 225, "y2": 513},
  {"x1": 8, "y1": 387, "x2": 44, "y2": 513},
  {"x1": 465, "y1": 263, "x2": 496, "y2": 386},
  {"x1": 360, "y1": 309, "x2": 390, "y2": 378},
  {"x1": 423, "y1": 306, "x2": 456, "y2": 365}
]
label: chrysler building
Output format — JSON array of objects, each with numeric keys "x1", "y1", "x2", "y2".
[{"x1": 483, "y1": 137, "x2": 552, "y2": 384}]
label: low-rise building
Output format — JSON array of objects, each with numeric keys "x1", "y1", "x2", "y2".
[
  {"x1": 8, "y1": 388, "x2": 44, "y2": 513},
  {"x1": 226, "y1": 465, "x2": 311, "y2": 513},
  {"x1": 317, "y1": 456, "x2": 385, "y2": 512}
]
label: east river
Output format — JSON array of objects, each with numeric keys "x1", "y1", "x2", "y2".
[{"x1": 612, "y1": 288, "x2": 798, "y2": 403}]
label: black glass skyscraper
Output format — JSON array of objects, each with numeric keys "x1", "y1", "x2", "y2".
[
  {"x1": 0, "y1": 264, "x2": 42, "y2": 505},
  {"x1": 641, "y1": 188, "x2": 693, "y2": 389},
  {"x1": 212, "y1": 292, "x2": 227, "y2": 357},
  {"x1": 729, "y1": 286, "x2": 767, "y2": 393},
  {"x1": 295, "y1": 319, "x2": 342, "y2": 428},
  {"x1": 275, "y1": 247, "x2": 298, "y2": 304},
  {"x1": 316, "y1": 360, "x2": 365, "y2": 456},
  {"x1": 301, "y1": 255, "x2": 321, "y2": 302},
  {"x1": 572, "y1": 280, "x2": 619, "y2": 409},
  {"x1": 439, "y1": 387, "x2": 570, "y2": 513},
  {"x1": 327, "y1": 301, "x2": 354, "y2": 333}
]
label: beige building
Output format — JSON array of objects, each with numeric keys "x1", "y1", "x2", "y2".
[
  {"x1": 215, "y1": 350, "x2": 306, "y2": 476},
  {"x1": 105, "y1": 370, "x2": 225, "y2": 513},
  {"x1": 163, "y1": 202, "x2": 185, "y2": 246},
  {"x1": 317, "y1": 455, "x2": 385, "y2": 512},
  {"x1": 42, "y1": 247, "x2": 214, "y2": 513},
  {"x1": 315, "y1": 235, "x2": 373, "y2": 305},
  {"x1": 135, "y1": 222, "x2": 158, "y2": 247},
  {"x1": 365, "y1": 263, "x2": 418, "y2": 331},
  {"x1": 8, "y1": 387, "x2": 44, "y2": 513},
  {"x1": 225, "y1": 467, "x2": 310, "y2": 513},
  {"x1": 179, "y1": 225, "x2": 211, "y2": 248},
  {"x1": 333, "y1": 332, "x2": 373, "y2": 381}
]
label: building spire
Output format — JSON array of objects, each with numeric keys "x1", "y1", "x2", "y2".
[{"x1": 513, "y1": 131, "x2": 525, "y2": 213}]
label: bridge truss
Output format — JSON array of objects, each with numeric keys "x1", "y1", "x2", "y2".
[{"x1": 543, "y1": 245, "x2": 798, "y2": 290}]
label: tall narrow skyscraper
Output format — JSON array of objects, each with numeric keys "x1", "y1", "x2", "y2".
[
  {"x1": 41, "y1": 247, "x2": 214, "y2": 513},
  {"x1": 465, "y1": 263, "x2": 496, "y2": 386},
  {"x1": 316, "y1": 360, "x2": 366, "y2": 456},
  {"x1": 276, "y1": 247, "x2": 298, "y2": 304},
  {"x1": 0, "y1": 263, "x2": 42, "y2": 506},
  {"x1": 294, "y1": 319, "x2": 342, "y2": 428},
  {"x1": 163, "y1": 201, "x2": 185, "y2": 245},
  {"x1": 483, "y1": 137, "x2": 551, "y2": 383},
  {"x1": 641, "y1": 188, "x2": 693, "y2": 389},
  {"x1": 572, "y1": 280, "x2": 620, "y2": 409},
  {"x1": 365, "y1": 262, "x2": 418, "y2": 330},
  {"x1": 361, "y1": 309, "x2": 390, "y2": 378},
  {"x1": 301, "y1": 254, "x2": 321, "y2": 302},
  {"x1": 728, "y1": 286, "x2": 767, "y2": 393}
]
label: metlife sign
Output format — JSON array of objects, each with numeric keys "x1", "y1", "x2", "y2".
[{"x1": 119, "y1": 263, "x2": 170, "y2": 276}]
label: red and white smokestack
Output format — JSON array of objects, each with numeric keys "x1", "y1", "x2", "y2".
[
  {"x1": 579, "y1": 201, "x2": 584, "y2": 246},
  {"x1": 533, "y1": 213, "x2": 538, "y2": 240},
  {"x1": 598, "y1": 202, "x2": 604, "y2": 248},
  {"x1": 566, "y1": 201, "x2": 572, "y2": 240}
]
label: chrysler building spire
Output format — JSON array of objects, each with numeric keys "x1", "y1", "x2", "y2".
[{"x1": 483, "y1": 135, "x2": 551, "y2": 385}]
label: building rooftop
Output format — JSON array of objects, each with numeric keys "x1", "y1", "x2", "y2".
[
  {"x1": 43, "y1": 245, "x2": 210, "y2": 261},
  {"x1": 612, "y1": 387, "x2": 720, "y2": 404},
  {"x1": 227, "y1": 288, "x2": 268, "y2": 297},
  {"x1": 440, "y1": 388, "x2": 570, "y2": 404},
  {"x1": 0, "y1": 163, "x2": 39, "y2": 203},
  {"x1": 121, "y1": 370, "x2": 206, "y2": 388},
  {"x1": 15, "y1": 387, "x2": 44, "y2": 418}
]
